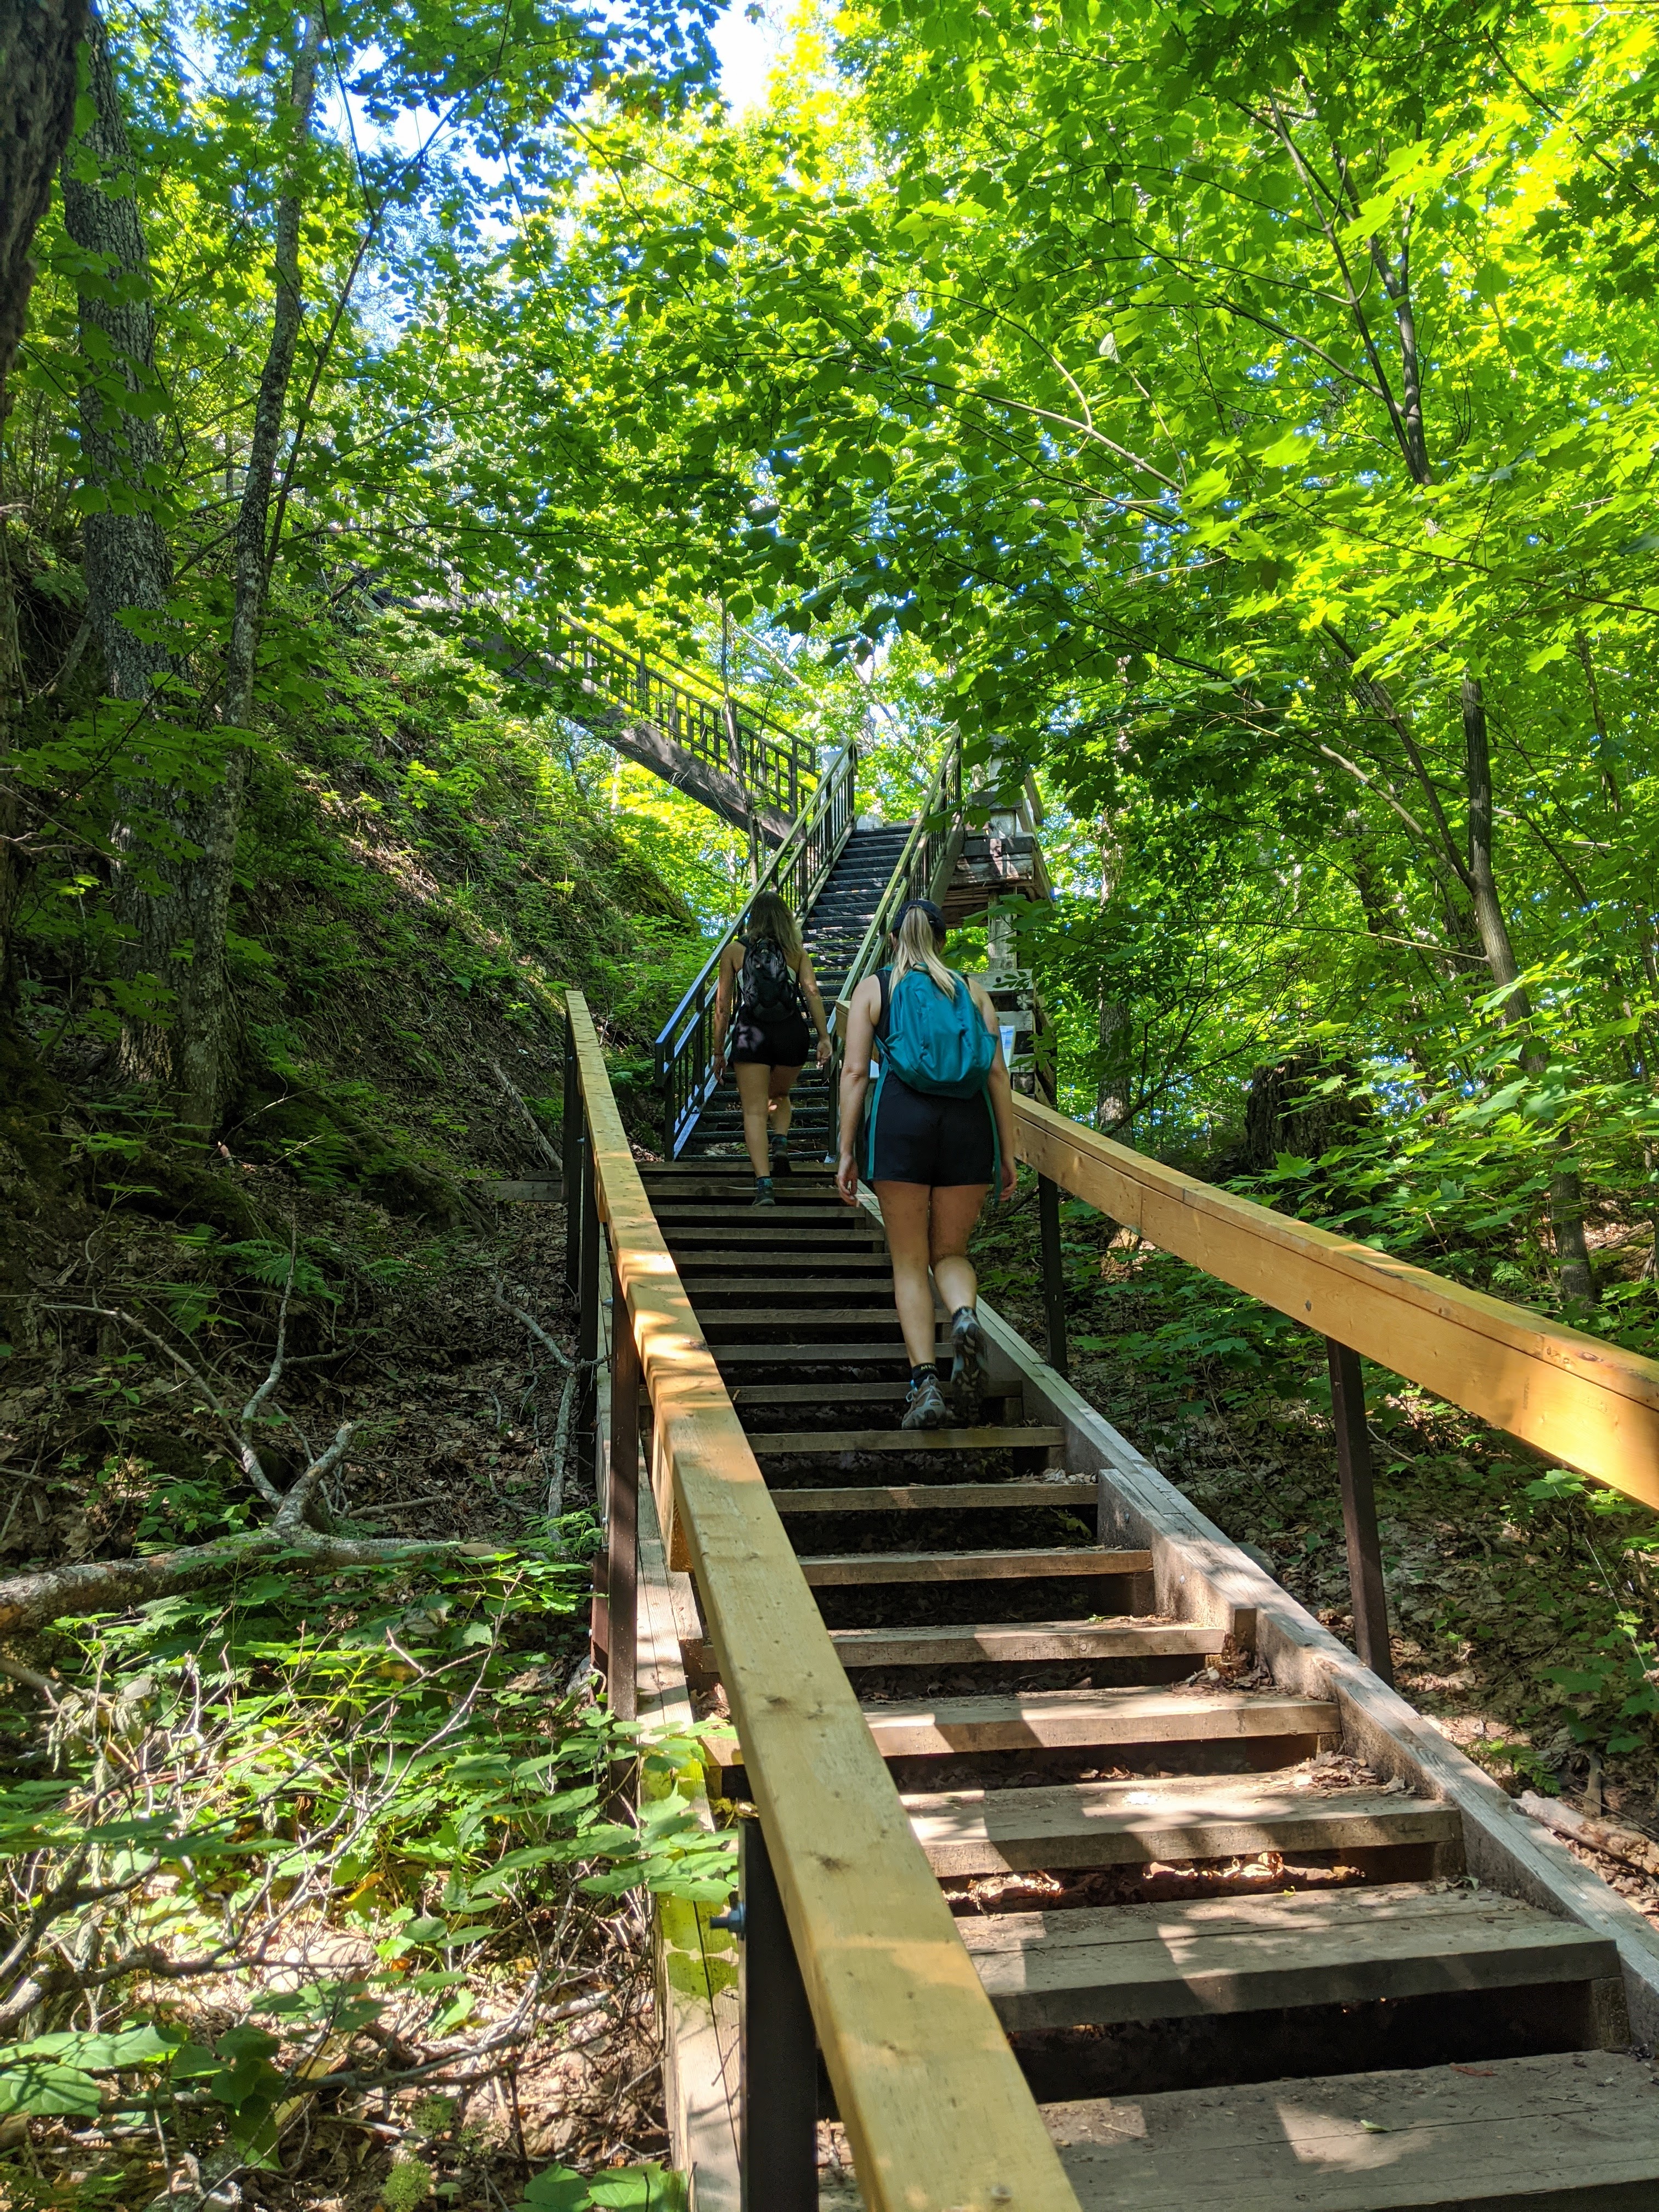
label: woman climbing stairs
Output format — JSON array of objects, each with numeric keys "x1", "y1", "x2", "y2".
[{"x1": 676, "y1": 824, "x2": 912, "y2": 1161}]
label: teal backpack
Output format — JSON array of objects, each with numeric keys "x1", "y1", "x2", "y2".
[{"x1": 876, "y1": 966, "x2": 997, "y2": 1097}]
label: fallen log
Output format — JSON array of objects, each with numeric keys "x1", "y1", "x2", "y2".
[{"x1": 1519, "y1": 1789, "x2": 1659, "y2": 1881}]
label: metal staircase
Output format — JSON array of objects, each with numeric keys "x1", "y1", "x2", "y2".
[{"x1": 479, "y1": 610, "x2": 816, "y2": 840}]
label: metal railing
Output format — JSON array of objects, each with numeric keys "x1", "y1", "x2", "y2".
[
  {"x1": 654, "y1": 743, "x2": 857, "y2": 1157},
  {"x1": 560, "y1": 993, "x2": 1081, "y2": 2212},
  {"x1": 541, "y1": 613, "x2": 815, "y2": 823}
]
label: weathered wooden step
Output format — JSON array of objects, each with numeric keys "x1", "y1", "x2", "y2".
[
  {"x1": 685, "y1": 1283, "x2": 896, "y2": 1305},
  {"x1": 676, "y1": 1255, "x2": 895, "y2": 1274},
  {"x1": 760, "y1": 1426, "x2": 1065, "y2": 1455},
  {"x1": 714, "y1": 1342, "x2": 941, "y2": 1365},
  {"x1": 904, "y1": 1774, "x2": 1462, "y2": 1876},
  {"x1": 644, "y1": 1185, "x2": 842, "y2": 1204},
  {"x1": 698, "y1": 1308, "x2": 905, "y2": 1334},
  {"x1": 772, "y1": 1479, "x2": 1097, "y2": 1514},
  {"x1": 1044, "y1": 2050, "x2": 1659, "y2": 2209},
  {"x1": 960, "y1": 1882, "x2": 1617, "y2": 2032},
  {"x1": 654, "y1": 1220, "x2": 881, "y2": 1239},
  {"x1": 731, "y1": 1380, "x2": 912, "y2": 1405},
  {"x1": 798, "y1": 1547, "x2": 1149, "y2": 1585},
  {"x1": 830, "y1": 1619, "x2": 1228, "y2": 1667},
  {"x1": 860, "y1": 1686, "x2": 1338, "y2": 1759}
]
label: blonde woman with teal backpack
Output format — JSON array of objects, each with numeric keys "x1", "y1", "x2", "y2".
[{"x1": 836, "y1": 899, "x2": 1017, "y2": 1427}]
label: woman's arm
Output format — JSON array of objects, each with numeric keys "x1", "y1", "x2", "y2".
[
  {"x1": 835, "y1": 976, "x2": 881, "y2": 1203},
  {"x1": 713, "y1": 945, "x2": 739, "y2": 1079},
  {"x1": 972, "y1": 979, "x2": 1019, "y2": 1201},
  {"x1": 797, "y1": 951, "x2": 833, "y2": 1069}
]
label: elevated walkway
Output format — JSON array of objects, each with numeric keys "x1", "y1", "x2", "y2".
[{"x1": 557, "y1": 994, "x2": 1659, "y2": 2212}]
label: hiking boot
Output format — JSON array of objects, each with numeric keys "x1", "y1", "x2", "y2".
[
  {"x1": 901, "y1": 1372, "x2": 949, "y2": 1429},
  {"x1": 769, "y1": 1137, "x2": 793, "y2": 1178},
  {"x1": 752, "y1": 1177, "x2": 778, "y2": 1209},
  {"x1": 949, "y1": 1305, "x2": 984, "y2": 1417}
]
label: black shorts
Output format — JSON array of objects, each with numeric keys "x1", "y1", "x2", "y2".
[
  {"x1": 732, "y1": 1013, "x2": 812, "y2": 1069},
  {"x1": 865, "y1": 1069, "x2": 996, "y2": 1187}
]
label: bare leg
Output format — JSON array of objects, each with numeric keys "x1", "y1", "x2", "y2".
[
  {"x1": 873, "y1": 1181, "x2": 939, "y2": 1368},
  {"x1": 928, "y1": 1183, "x2": 990, "y2": 1314},
  {"x1": 735, "y1": 1062, "x2": 775, "y2": 1178},
  {"x1": 768, "y1": 1070, "x2": 799, "y2": 1143}
]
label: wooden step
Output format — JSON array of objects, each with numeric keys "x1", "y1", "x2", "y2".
[
  {"x1": 798, "y1": 1547, "x2": 1149, "y2": 1585},
  {"x1": 731, "y1": 1380, "x2": 912, "y2": 1404},
  {"x1": 960, "y1": 1882, "x2": 1617, "y2": 2032},
  {"x1": 859, "y1": 1686, "x2": 1338, "y2": 1759},
  {"x1": 685, "y1": 1284, "x2": 896, "y2": 1305},
  {"x1": 654, "y1": 1221, "x2": 881, "y2": 1240},
  {"x1": 771, "y1": 1479, "x2": 1097, "y2": 1514},
  {"x1": 1043, "y1": 2050, "x2": 1659, "y2": 2209},
  {"x1": 759, "y1": 1426, "x2": 1065, "y2": 1455},
  {"x1": 676, "y1": 1255, "x2": 895, "y2": 1274},
  {"x1": 697, "y1": 1309, "x2": 905, "y2": 1333},
  {"x1": 714, "y1": 1342, "x2": 945, "y2": 1365},
  {"x1": 904, "y1": 1774, "x2": 1463, "y2": 1876},
  {"x1": 830, "y1": 1619, "x2": 1229, "y2": 1667}
]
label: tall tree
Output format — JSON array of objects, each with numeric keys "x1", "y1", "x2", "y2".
[{"x1": 0, "y1": 0, "x2": 87, "y2": 989}]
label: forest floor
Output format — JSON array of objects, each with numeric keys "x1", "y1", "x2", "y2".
[
  {"x1": 971, "y1": 1187, "x2": 1659, "y2": 1939},
  {"x1": 0, "y1": 1086, "x2": 690, "y2": 2211}
]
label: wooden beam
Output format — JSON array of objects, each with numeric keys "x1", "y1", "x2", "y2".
[
  {"x1": 565, "y1": 995, "x2": 1081, "y2": 2212},
  {"x1": 1014, "y1": 1094, "x2": 1659, "y2": 1511}
]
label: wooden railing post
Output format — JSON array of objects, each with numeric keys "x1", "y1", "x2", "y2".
[
  {"x1": 1039, "y1": 1172, "x2": 1068, "y2": 1375},
  {"x1": 562, "y1": 1018, "x2": 583, "y2": 1299},
  {"x1": 739, "y1": 1818, "x2": 818, "y2": 2212},
  {"x1": 1326, "y1": 1339, "x2": 1394, "y2": 1687},
  {"x1": 606, "y1": 1258, "x2": 640, "y2": 1722},
  {"x1": 575, "y1": 1113, "x2": 601, "y2": 1476}
]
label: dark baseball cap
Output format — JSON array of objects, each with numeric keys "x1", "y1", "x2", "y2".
[{"x1": 893, "y1": 898, "x2": 947, "y2": 943}]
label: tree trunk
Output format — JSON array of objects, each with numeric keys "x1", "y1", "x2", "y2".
[
  {"x1": 60, "y1": 5, "x2": 173, "y2": 699},
  {"x1": 1460, "y1": 674, "x2": 1596, "y2": 1304},
  {"x1": 60, "y1": 4, "x2": 202, "y2": 1088},
  {"x1": 1, "y1": 0, "x2": 87, "y2": 993},
  {"x1": 144, "y1": 13, "x2": 320, "y2": 1135},
  {"x1": 0, "y1": 0, "x2": 83, "y2": 424}
]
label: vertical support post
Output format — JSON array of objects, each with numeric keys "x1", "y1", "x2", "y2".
[
  {"x1": 562, "y1": 1020, "x2": 583, "y2": 1299},
  {"x1": 1327, "y1": 1339, "x2": 1394, "y2": 1686},
  {"x1": 575, "y1": 1121, "x2": 600, "y2": 1477},
  {"x1": 606, "y1": 1259, "x2": 640, "y2": 1723},
  {"x1": 740, "y1": 1819, "x2": 817, "y2": 2212},
  {"x1": 1038, "y1": 1172, "x2": 1068, "y2": 1375}
]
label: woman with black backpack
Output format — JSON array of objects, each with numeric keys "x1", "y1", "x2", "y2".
[
  {"x1": 712, "y1": 889, "x2": 832, "y2": 1207},
  {"x1": 835, "y1": 899, "x2": 1018, "y2": 1427}
]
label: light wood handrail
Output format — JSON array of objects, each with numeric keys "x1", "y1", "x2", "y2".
[
  {"x1": 567, "y1": 995, "x2": 1080, "y2": 2212},
  {"x1": 1014, "y1": 1094, "x2": 1659, "y2": 1511}
]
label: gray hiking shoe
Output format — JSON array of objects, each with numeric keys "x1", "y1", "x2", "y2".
[
  {"x1": 950, "y1": 1305, "x2": 984, "y2": 1417},
  {"x1": 752, "y1": 1181, "x2": 778, "y2": 1209},
  {"x1": 901, "y1": 1372, "x2": 950, "y2": 1430}
]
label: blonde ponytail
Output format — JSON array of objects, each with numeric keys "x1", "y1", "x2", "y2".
[{"x1": 889, "y1": 902, "x2": 956, "y2": 998}]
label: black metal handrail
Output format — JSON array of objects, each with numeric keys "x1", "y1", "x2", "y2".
[
  {"x1": 833, "y1": 731, "x2": 965, "y2": 1020},
  {"x1": 654, "y1": 744, "x2": 859, "y2": 1157},
  {"x1": 541, "y1": 613, "x2": 815, "y2": 822}
]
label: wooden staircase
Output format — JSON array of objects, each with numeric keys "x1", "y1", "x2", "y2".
[
  {"x1": 674, "y1": 822, "x2": 911, "y2": 1161},
  {"x1": 636, "y1": 1150, "x2": 1659, "y2": 2212}
]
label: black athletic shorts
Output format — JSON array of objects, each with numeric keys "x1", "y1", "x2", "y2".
[
  {"x1": 865, "y1": 1068, "x2": 996, "y2": 1187},
  {"x1": 732, "y1": 1012, "x2": 812, "y2": 1068}
]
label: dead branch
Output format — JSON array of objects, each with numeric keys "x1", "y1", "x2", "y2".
[
  {"x1": 492, "y1": 1282, "x2": 572, "y2": 1367},
  {"x1": 1519, "y1": 1789, "x2": 1659, "y2": 1880},
  {"x1": 0, "y1": 1526, "x2": 494, "y2": 1637},
  {"x1": 47, "y1": 1304, "x2": 284, "y2": 1511},
  {"x1": 486, "y1": 1055, "x2": 563, "y2": 1173}
]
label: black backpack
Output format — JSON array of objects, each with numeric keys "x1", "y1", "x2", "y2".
[{"x1": 740, "y1": 935, "x2": 802, "y2": 1023}]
